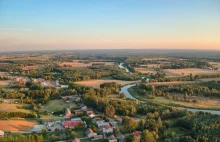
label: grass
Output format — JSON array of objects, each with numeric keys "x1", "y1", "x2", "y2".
[
  {"x1": 74, "y1": 79, "x2": 139, "y2": 88},
  {"x1": 0, "y1": 120, "x2": 37, "y2": 131},
  {"x1": 134, "y1": 68, "x2": 157, "y2": 74},
  {"x1": 209, "y1": 62, "x2": 220, "y2": 68},
  {"x1": 60, "y1": 61, "x2": 114, "y2": 68},
  {"x1": 163, "y1": 68, "x2": 220, "y2": 77},
  {"x1": 128, "y1": 86, "x2": 220, "y2": 109},
  {"x1": 39, "y1": 100, "x2": 69, "y2": 113},
  {"x1": 0, "y1": 80, "x2": 10, "y2": 86},
  {"x1": 0, "y1": 101, "x2": 32, "y2": 113}
]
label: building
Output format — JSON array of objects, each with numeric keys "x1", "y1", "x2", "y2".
[
  {"x1": 62, "y1": 118, "x2": 83, "y2": 128},
  {"x1": 132, "y1": 131, "x2": 141, "y2": 137},
  {"x1": 72, "y1": 138, "x2": 80, "y2": 142},
  {"x1": 93, "y1": 135, "x2": 103, "y2": 140},
  {"x1": 0, "y1": 130, "x2": 4, "y2": 137},
  {"x1": 65, "y1": 108, "x2": 72, "y2": 119},
  {"x1": 86, "y1": 128, "x2": 97, "y2": 138},
  {"x1": 74, "y1": 109, "x2": 84, "y2": 115},
  {"x1": 19, "y1": 88, "x2": 29, "y2": 92},
  {"x1": 108, "y1": 135, "x2": 117, "y2": 142},
  {"x1": 98, "y1": 122, "x2": 110, "y2": 128},
  {"x1": 102, "y1": 125, "x2": 113, "y2": 134}
]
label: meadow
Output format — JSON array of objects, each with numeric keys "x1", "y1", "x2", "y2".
[
  {"x1": 163, "y1": 68, "x2": 220, "y2": 77},
  {"x1": 74, "y1": 79, "x2": 138, "y2": 88}
]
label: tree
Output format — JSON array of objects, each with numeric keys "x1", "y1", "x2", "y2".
[
  {"x1": 141, "y1": 130, "x2": 156, "y2": 142},
  {"x1": 42, "y1": 128, "x2": 47, "y2": 136},
  {"x1": 122, "y1": 116, "x2": 138, "y2": 132},
  {"x1": 132, "y1": 136, "x2": 141, "y2": 142},
  {"x1": 105, "y1": 105, "x2": 115, "y2": 118},
  {"x1": 70, "y1": 131, "x2": 76, "y2": 139}
]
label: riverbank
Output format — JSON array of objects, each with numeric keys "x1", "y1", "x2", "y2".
[{"x1": 120, "y1": 83, "x2": 220, "y2": 115}]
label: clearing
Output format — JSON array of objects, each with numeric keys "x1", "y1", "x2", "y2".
[
  {"x1": 0, "y1": 100, "x2": 32, "y2": 113},
  {"x1": 60, "y1": 61, "x2": 114, "y2": 68},
  {"x1": 163, "y1": 68, "x2": 220, "y2": 77},
  {"x1": 154, "y1": 96, "x2": 220, "y2": 109},
  {"x1": 0, "y1": 80, "x2": 10, "y2": 86},
  {"x1": 0, "y1": 120, "x2": 37, "y2": 132},
  {"x1": 135, "y1": 68, "x2": 157, "y2": 74},
  {"x1": 209, "y1": 62, "x2": 220, "y2": 68},
  {"x1": 74, "y1": 79, "x2": 138, "y2": 88},
  {"x1": 39, "y1": 100, "x2": 69, "y2": 113}
]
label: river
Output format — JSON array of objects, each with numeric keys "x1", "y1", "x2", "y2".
[
  {"x1": 120, "y1": 84, "x2": 220, "y2": 115},
  {"x1": 118, "y1": 63, "x2": 133, "y2": 74}
]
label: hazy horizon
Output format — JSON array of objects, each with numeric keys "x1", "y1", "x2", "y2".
[{"x1": 0, "y1": 0, "x2": 220, "y2": 51}]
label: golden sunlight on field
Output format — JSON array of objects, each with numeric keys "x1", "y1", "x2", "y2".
[
  {"x1": 0, "y1": 120, "x2": 37, "y2": 131},
  {"x1": 74, "y1": 79, "x2": 138, "y2": 88},
  {"x1": 164, "y1": 68, "x2": 220, "y2": 77}
]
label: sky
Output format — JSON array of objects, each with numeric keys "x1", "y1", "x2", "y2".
[{"x1": 0, "y1": 0, "x2": 220, "y2": 52}]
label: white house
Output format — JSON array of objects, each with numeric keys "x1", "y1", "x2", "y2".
[
  {"x1": 98, "y1": 122, "x2": 110, "y2": 128},
  {"x1": 86, "y1": 128, "x2": 97, "y2": 138},
  {"x1": 0, "y1": 130, "x2": 4, "y2": 137},
  {"x1": 102, "y1": 125, "x2": 113, "y2": 134}
]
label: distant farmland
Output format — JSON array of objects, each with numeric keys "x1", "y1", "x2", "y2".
[
  {"x1": 163, "y1": 68, "x2": 220, "y2": 77},
  {"x1": 60, "y1": 61, "x2": 114, "y2": 68},
  {"x1": 74, "y1": 79, "x2": 138, "y2": 88}
]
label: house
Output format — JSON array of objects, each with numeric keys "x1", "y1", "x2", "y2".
[
  {"x1": 74, "y1": 109, "x2": 84, "y2": 115},
  {"x1": 65, "y1": 108, "x2": 72, "y2": 119},
  {"x1": 132, "y1": 131, "x2": 141, "y2": 137},
  {"x1": 62, "y1": 119, "x2": 83, "y2": 128},
  {"x1": 92, "y1": 135, "x2": 103, "y2": 140},
  {"x1": 98, "y1": 122, "x2": 110, "y2": 128},
  {"x1": 93, "y1": 118, "x2": 105, "y2": 125},
  {"x1": 0, "y1": 130, "x2": 4, "y2": 137},
  {"x1": 81, "y1": 105, "x2": 87, "y2": 111},
  {"x1": 108, "y1": 135, "x2": 117, "y2": 142},
  {"x1": 86, "y1": 128, "x2": 97, "y2": 138},
  {"x1": 19, "y1": 88, "x2": 29, "y2": 92},
  {"x1": 72, "y1": 138, "x2": 80, "y2": 142},
  {"x1": 102, "y1": 125, "x2": 113, "y2": 134},
  {"x1": 87, "y1": 110, "x2": 95, "y2": 118},
  {"x1": 114, "y1": 115, "x2": 122, "y2": 122}
]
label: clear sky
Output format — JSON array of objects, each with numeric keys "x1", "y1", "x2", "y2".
[{"x1": 0, "y1": 0, "x2": 220, "y2": 51}]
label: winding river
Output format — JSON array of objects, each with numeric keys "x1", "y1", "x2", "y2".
[
  {"x1": 120, "y1": 84, "x2": 220, "y2": 115},
  {"x1": 118, "y1": 63, "x2": 133, "y2": 74}
]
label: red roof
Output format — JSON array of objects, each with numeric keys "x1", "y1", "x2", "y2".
[
  {"x1": 108, "y1": 135, "x2": 116, "y2": 140},
  {"x1": 103, "y1": 125, "x2": 112, "y2": 130},
  {"x1": 63, "y1": 120, "x2": 82, "y2": 127},
  {"x1": 132, "y1": 131, "x2": 141, "y2": 137},
  {"x1": 72, "y1": 138, "x2": 80, "y2": 142}
]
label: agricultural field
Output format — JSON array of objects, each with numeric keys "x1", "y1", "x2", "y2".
[
  {"x1": 163, "y1": 68, "x2": 220, "y2": 77},
  {"x1": 74, "y1": 79, "x2": 138, "y2": 88},
  {"x1": 154, "y1": 96, "x2": 220, "y2": 109},
  {"x1": 128, "y1": 86, "x2": 220, "y2": 109},
  {"x1": 134, "y1": 67, "x2": 157, "y2": 74},
  {"x1": 142, "y1": 57, "x2": 170, "y2": 61},
  {"x1": 0, "y1": 100, "x2": 32, "y2": 113},
  {"x1": 209, "y1": 62, "x2": 220, "y2": 68},
  {"x1": 60, "y1": 61, "x2": 114, "y2": 68},
  {"x1": 0, "y1": 72, "x2": 9, "y2": 76},
  {"x1": 0, "y1": 120, "x2": 37, "y2": 131},
  {"x1": 0, "y1": 80, "x2": 10, "y2": 86},
  {"x1": 22, "y1": 66, "x2": 38, "y2": 71}
]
